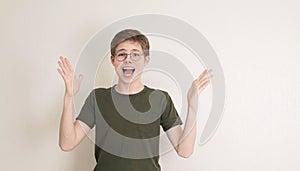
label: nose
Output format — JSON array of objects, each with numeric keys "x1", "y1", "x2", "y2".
[{"x1": 123, "y1": 54, "x2": 132, "y2": 63}]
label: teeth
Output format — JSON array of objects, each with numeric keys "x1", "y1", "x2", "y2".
[
  {"x1": 122, "y1": 67, "x2": 135, "y2": 77},
  {"x1": 123, "y1": 67, "x2": 135, "y2": 70}
]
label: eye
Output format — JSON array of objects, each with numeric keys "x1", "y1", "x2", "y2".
[
  {"x1": 132, "y1": 53, "x2": 141, "y2": 57},
  {"x1": 117, "y1": 53, "x2": 127, "y2": 57}
]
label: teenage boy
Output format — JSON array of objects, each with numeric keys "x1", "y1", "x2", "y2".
[{"x1": 58, "y1": 29, "x2": 211, "y2": 171}]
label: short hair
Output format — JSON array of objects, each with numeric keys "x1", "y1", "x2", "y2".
[{"x1": 110, "y1": 29, "x2": 150, "y2": 56}]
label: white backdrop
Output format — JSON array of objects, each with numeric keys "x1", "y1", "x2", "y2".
[{"x1": 1, "y1": 0, "x2": 299, "y2": 170}]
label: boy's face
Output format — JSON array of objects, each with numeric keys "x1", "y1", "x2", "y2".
[{"x1": 111, "y1": 40, "x2": 150, "y2": 84}]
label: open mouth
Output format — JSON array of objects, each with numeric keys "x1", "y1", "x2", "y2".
[{"x1": 122, "y1": 67, "x2": 135, "y2": 77}]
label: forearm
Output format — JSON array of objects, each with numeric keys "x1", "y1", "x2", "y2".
[
  {"x1": 170, "y1": 69, "x2": 211, "y2": 158},
  {"x1": 59, "y1": 95, "x2": 76, "y2": 151},
  {"x1": 177, "y1": 107, "x2": 197, "y2": 157}
]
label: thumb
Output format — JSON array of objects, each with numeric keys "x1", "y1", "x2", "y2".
[{"x1": 78, "y1": 74, "x2": 84, "y2": 84}]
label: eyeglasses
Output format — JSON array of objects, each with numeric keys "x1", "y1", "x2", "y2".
[{"x1": 113, "y1": 52, "x2": 144, "y2": 62}]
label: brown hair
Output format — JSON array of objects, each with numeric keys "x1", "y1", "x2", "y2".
[{"x1": 110, "y1": 29, "x2": 150, "y2": 56}]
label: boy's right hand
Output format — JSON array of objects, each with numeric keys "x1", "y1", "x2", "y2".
[{"x1": 57, "y1": 56, "x2": 83, "y2": 97}]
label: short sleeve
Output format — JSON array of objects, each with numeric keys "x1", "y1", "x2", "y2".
[
  {"x1": 160, "y1": 92, "x2": 183, "y2": 132},
  {"x1": 76, "y1": 90, "x2": 96, "y2": 129}
]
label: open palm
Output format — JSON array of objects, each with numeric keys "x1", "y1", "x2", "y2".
[
  {"x1": 187, "y1": 69, "x2": 212, "y2": 110},
  {"x1": 57, "y1": 56, "x2": 83, "y2": 97}
]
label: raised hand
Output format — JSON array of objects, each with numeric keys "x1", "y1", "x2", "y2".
[
  {"x1": 57, "y1": 56, "x2": 83, "y2": 97},
  {"x1": 187, "y1": 69, "x2": 212, "y2": 111}
]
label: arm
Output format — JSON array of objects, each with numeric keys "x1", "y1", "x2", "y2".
[
  {"x1": 166, "y1": 69, "x2": 211, "y2": 158},
  {"x1": 57, "y1": 56, "x2": 89, "y2": 151}
]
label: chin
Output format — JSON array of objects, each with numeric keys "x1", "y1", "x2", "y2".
[
  {"x1": 121, "y1": 75, "x2": 142, "y2": 85},
  {"x1": 117, "y1": 74, "x2": 134, "y2": 84},
  {"x1": 120, "y1": 78, "x2": 133, "y2": 84},
  {"x1": 116, "y1": 69, "x2": 142, "y2": 85}
]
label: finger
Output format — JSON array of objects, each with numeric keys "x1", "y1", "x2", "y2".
[
  {"x1": 207, "y1": 69, "x2": 213, "y2": 78},
  {"x1": 194, "y1": 73, "x2": 211, "y2": 85},
  {"x1": 60, "y1": 56, "x2": 73, "y2": 74},
  {"x1": 59, "y1": 56, "x2": 73, "y2": 75},
  {"x1": 58, "y1": 60, "x2": 67, "y2": 75},
  {"x1": 64, "y1": 57, "x2": 74, "y2": 73},
  {"x1": 59, "y1": 56, "x2": 67, "y2": 69},
  {"x1": 75, "y1": 74, "x2": 84, "y2": 84},
  {"x1": 61, "y1": 56, "x2": 72, "y2": 73},
  {"x1": 196, "y1": 76, "x2": 210, "y2": 85},
  {"x1": 198, "y1": 70, "x2": 213, "y2": 82},
  {"x1": 78, "y1": 74, "x2": 84, "y2": 82},
  {"x1": 57, "y1": 68, "x2": 66, "y2": 81},
  {"x1": 197, "y1": 79, "x2": 211, "y2": 91},
  {"x1": 197, "y1": 69, "x2": 209, "y2": 81},
  {"x1": 194, "y1": 79, "x2": 208, "y2": 88}
]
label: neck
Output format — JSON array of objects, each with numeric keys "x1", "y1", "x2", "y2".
[{"x1": 115, "y1": 79, "x2": 144, "y2": 94}]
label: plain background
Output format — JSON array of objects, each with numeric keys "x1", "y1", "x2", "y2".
[{"x1": 1, "y1": 0, "x2": 299, "y2": 170}]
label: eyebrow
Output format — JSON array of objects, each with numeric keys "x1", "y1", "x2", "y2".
[
  {"x1": 115, "y1": 48, "x2": 126, "y2": 53},
  {"x1": 131, "y1": 49, "x2": 140, "y2": 52},
  {"x1": 115, "y1": 48, "x2": 141, "y2": 53}
]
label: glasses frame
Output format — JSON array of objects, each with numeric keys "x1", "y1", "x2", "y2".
[{"x1": 113, "y1": 52, "x2": 145, "y2": 62}]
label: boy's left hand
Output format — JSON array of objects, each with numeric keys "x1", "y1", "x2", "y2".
[{"x1": 187, "y1": 69, "x2": 212, "y2": 110}]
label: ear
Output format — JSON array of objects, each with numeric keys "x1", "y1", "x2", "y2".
[
  {"x1": 111, "y1": 56, "x2": 115, "y2": 64},
  {"x1": 144, "y1": 55, "x2": 150, "y2": 66}
]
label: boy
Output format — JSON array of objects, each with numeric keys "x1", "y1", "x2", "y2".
[{"x1": 57, "y1": 29, "x2": 211, "y2": 170}]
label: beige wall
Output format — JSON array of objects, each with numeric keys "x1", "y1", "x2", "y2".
[{"x1": 1, "y1": 0, "x2": 300, "y2": 170}]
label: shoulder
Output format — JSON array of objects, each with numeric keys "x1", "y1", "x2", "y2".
[
  {"x1": 144, "y1": 85, "x2": 167, "y2": 93},
  {"x1": 144, "y1": 86, "x2": 172, "y2": 101}
]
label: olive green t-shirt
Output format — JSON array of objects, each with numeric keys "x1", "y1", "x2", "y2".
[{"x1": 76, "y1": 85, "x2": 182, "y2": 171}]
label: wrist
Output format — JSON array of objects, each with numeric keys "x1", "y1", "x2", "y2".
[
  {"x1": 188, "y1": 105, "x2": 198, "y2": 114},
  {"x1": 64, "y1": 88, "x2": 74, "y2": 98},
  {"x1": 64, "y1": 94, "x2": 74, "y2": 100}
]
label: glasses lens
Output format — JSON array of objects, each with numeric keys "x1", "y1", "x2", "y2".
[
  {"x1": 131, "y1": 53, "x2": 142, "y2": 61},
  {"x1": 116, "y1": 53, "x2": 127, "y2": 61},
  {"x1": 115, "y1": 52, "x2": 143, "y2": 61}
]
